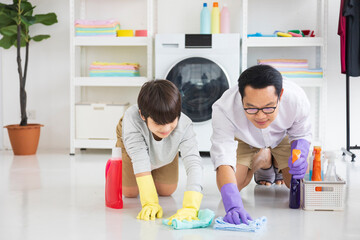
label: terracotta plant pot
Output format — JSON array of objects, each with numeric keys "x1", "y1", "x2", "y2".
[{"x1": 4, "y1": 124, "x2": 44, "y2": 155}]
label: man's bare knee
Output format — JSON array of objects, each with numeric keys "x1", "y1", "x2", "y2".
[{"x1": 251, "y1": 148, "x2": 272, "y2": 172}]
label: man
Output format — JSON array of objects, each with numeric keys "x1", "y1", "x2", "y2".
[{"x1": 211, "y1": 65, "x2": 311, "y2": 224}]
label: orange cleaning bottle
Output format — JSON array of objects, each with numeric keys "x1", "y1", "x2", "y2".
[
  {"x1": 289, "y1": 149, "x2": 301, "y2": 209},
  {"x1": 312, "y1": 146, "x2": 322, "y2": 191}
]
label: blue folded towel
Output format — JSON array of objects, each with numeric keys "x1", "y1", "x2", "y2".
[
  {"x1": 213, "y1": 216, "x2": 267, "y2": 232},
  {"x1": 162, "y1": 209, "x2": 215, "y2": 230}
]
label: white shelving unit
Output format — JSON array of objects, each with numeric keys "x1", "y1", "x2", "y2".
[
  {"x1": 241, "y1": 0, "x2": 328, "y2": 146},
  {"x1": 69, "y1": 0, "x2": 153, "y2": 154}
]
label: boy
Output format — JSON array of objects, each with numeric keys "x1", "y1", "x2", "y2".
[{"x1": 116, "y1": 80, "x2": 203, "y2": 224}]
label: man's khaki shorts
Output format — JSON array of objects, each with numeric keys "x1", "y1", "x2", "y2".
[
  {"x1": 116, "y1": 117, "x2": 179, "y2": 187},
  {"x1": 236, "y1": 136, "x2": 291, "y2": 170}
]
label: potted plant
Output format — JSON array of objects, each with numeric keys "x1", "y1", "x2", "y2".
[{"x1": 0, "y1": 0, "x2": 57, "y2": 155}]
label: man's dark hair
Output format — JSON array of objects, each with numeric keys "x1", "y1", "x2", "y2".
[
  {"x1": 238, "y1": 65, "x2": 283, "y2": 99},
  {"x1": 138, "y1": 79, "x2": 181, "y2": 125}
]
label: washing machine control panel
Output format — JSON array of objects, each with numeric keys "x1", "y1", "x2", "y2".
[{"x1": 185, "y1": 34, "x2": 212, "y2": 48}]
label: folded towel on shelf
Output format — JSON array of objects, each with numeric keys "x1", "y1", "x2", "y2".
[
  {"x1": 279, "y1": 69, "x2": 323, "y2": 78},
  {"x1": 89, "y1": 62, "x2": 140, "y2": 77},
  {"x1": 91, "y1": 62, "x2": 140, "y2": 67},
  {"x1": 75, "y1": 19, "x2": 120, "y2": 37},
  {"x1": 257, "y1": 59, "x2": 322, "y2": 78},
  {"x1": 258, "y1": 59, "x2": 308, "y2": 66},
  {"x1": 258, "y1": 59, "x2": 309, "y2": 69},
  {"x1": 89, "y1": 71, "x2": 140, "y2": 77},
  {"x1": 90, "y1": 66, "x2": 139, "y2": 70},
  {"x1": 76, "y1": 32, "x2": 118, "y2": 36},
  {"x1": 75, "y1": 19, "x2": 120, "y2": 27},
  {"x1": 76, "y1": 27, "x2": 119, "y2": 32},
  {"x1": 76, "y1": 33, "x2": 117, "y2": 37},
  {"x1": 162, "y1": 209, "x2": 215, "y2": 230},
  {"x1": 213, "y1": 216, "x2": 267, "y2": 232}
]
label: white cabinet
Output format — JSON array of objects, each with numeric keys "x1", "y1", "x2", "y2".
[
  {"x1": 241, "y1": 0, "x2": 328, "y2": 146},
  {"x1": 69, "y1": 0, "x2": 153, "y2": 154}
]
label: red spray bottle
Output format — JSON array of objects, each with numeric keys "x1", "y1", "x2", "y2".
[{"x1": 105, "y1": 147, "x2": 123, "y2": 209}]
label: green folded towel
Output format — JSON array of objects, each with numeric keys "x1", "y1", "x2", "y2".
[{"x1": 162, "y1": 209, "x2": 215, "y2": 230}]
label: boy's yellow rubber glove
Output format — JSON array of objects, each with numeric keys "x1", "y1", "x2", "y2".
[
  {"x1": 136, "y1": 175, "x2": 163, "y2": 220},
  {"x1": 167, "y1": 191, "x2": 203, "y2": 225}
]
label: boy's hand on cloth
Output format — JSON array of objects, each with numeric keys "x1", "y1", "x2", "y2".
[
  {"x1": 221, "y1": 183, "x2": 252, "y2": 225},
  {"x1": 136, "y1": 175, "x2": 163, "y2": 220},
  {"x1": 137, "y1": 203, "x2": 163, "y2": 220},
  {"x1": 288, "y1": 139, "x2": 310, "y2": 179},
  {"x1": 167, "y1": 191, "x2": 203, "y2": 225}
]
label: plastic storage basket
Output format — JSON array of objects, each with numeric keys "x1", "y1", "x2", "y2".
[{"x1": 301, "y1": 175, "x2": 346, "y2": 211}]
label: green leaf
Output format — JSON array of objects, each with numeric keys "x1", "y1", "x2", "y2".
[
  {"x1": 0, "y1": 12, "x2": 16, "y2": 28},
  {"x1": 12, "y1": 0, "x2": 28, "y2": 4},
  {"x1": 0, "y1": 35, "x2": 16, "y2": 49},
  {"x1": 20, "y1": 15, "x2": 35, "y2": 26},
  {"x1": 31, "y1": 34, "x2": 49, "y2": 42},
  {"x1": 0, "y1": 25, "x2": 17, "y2": 36},
  {"x1": 34, "y1": 13, "x2": 57, "y2": 26},
  {"x1": 20, "y1": 2, "x2": 35, "y2": 16}
]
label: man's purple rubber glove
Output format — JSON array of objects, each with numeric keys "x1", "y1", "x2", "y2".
[
  {"x1": 288, "y1": 139, "x2": 310, "y2": 179},
  {"x1": 220, "y1": 183, "x2": 253, "y2": 225}
]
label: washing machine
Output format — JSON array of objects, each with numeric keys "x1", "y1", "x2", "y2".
[{"x1": 155, "y1": 34, "x2": 240, "y2": 152}]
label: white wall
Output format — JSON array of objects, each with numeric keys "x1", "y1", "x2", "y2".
[
  {"x1": 0, "y1": 50, "x2": 2, "y2": 150},
  {"x1": 1, "y1": 0, "x2": 359, "y2": 151},
  {"x1": 1, "y1": 0, "x2": 69, "y2": 150}
]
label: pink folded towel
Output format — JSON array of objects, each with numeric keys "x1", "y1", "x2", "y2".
[
  {"x1": 90, "y1": 65, "x2": 138, "y2": 70},
  {"x1": 75, "y1": 19, "x2": 120, "y2": 27}
]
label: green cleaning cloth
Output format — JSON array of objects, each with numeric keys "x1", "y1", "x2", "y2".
[{"x1": 162, "y1": 209, "x2": 215, "y2": 230}]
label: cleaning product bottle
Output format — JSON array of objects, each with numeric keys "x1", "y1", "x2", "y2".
[
  {"x1": 220, "y1": 3, "x2": 230, "y2": 33},
  {"x1": 312, "y1": 146, "x2": 322, "y2": 191},
  {"x1": 105, "y1": 147, "x2": 123, "y2": 209},
  {"x1": 309, "y1": 147, "x2": 315, "y2": 180},
  {"x1": 324, "y1": 151, "x2": 337, "y2": 181},
  {"x1": 211, "y1": 2, "x2": 220, "y2": 34},
  {"x1": 200, "y1": 3, "x2": 211, "y2": 34},
  {"x1": 289, "y1": 149, "x2": 301, "y2": 209}
]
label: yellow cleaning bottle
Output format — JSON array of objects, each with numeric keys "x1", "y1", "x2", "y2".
[{"x1": 211, "y1": 2, "x2": 220, "y2": 34}]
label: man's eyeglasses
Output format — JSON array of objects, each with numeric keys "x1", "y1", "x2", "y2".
[{"x1": 243, "y1": 101, "x2": 279, "y2": 115}]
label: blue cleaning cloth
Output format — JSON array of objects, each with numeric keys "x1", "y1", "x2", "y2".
[
  {"x1": 162, "y1": 209, "x2": 215, "y2": 230},
  {"x1": 213, "y1": 216, "x2": 267, "y2": 232}
]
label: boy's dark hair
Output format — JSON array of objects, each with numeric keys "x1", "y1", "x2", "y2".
[
  {"x1": 238, "y1": 65, "x2": 283, "y2": 99},
  {"x1": 137, "y1": 79, "x2": 181, "y2": 125}
]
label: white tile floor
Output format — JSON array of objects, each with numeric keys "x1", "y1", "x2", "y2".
[{"x1": 0, "y1": 149, "x2": 359, "y2": 240}]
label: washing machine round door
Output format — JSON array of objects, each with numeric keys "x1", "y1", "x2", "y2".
[{"x1": 166, "y1": 57, "x2": 230, "y2": 122}]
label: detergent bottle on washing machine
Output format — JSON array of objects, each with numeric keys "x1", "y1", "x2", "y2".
[
  {"x1": 105, "y1": 147, "x2": 123, "y2": 209},
  {"x1": 220, "y1": 4, "x2": 230, "y2": 33},
  {"x1": 200, "y1": 3, "x2": 211, "y2": 34},
  {"x1": 211, "y1": 2, "x2": 220, "y2": 34}
]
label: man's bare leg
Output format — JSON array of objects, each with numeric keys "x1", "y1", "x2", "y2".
[
  {"x1": 236, "y1": 148, "x2": 272, "y2": 190},
  {"x1": 273, "y1": 159, "x2": 284, "y2": 185},
  {"x1": 281, "y1": 167, "x2": 292, "y2": 188}
]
